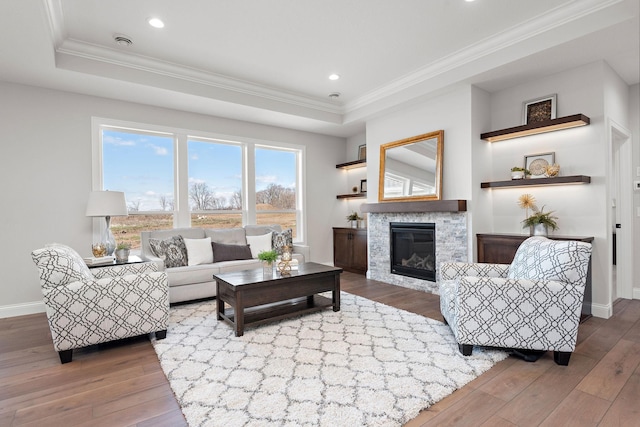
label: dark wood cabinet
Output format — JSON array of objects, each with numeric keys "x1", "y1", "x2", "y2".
[
  {"x1": 476, "y1": 233, "x2": 594, "y2": 317},
  {"x1": 333, "y1": 228, "x2": 368, "y2": 274}
]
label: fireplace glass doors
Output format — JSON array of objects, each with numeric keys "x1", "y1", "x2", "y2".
[{"x1": 390, "y1": 222, "x2": 435, "y2": 281}]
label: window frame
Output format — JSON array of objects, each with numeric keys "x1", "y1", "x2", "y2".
[{"x1": 91, "y1": 117, "x2": 306, "y2": 243}]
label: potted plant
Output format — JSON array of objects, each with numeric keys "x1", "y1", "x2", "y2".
[
  {"x1": 346, "y1": 211, "x2": 362, "y2": 228},
  {"x1": 522, "y1": 206, "x2": 558, "y2": 236},
  {"x1": 258, "y1": 249, "x2": 278, "y2": 276},
  {"x1": 511, "y1": 166, "x2": 528, "y2": 180},
  {"x1": 115, "y1": 242, "x2": 131, "y2": 263}
]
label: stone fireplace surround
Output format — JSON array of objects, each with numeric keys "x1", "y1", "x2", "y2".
[{"x1": 362, "y1": 200, "x2": 468, "y2": 294}]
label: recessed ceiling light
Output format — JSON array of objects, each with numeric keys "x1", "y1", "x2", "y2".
[
  {"x1": 329, "y1": 74, "x2": 340, "y2": 81},
  {"x1": 148, "y1": 17, "x2": 165, "y2": 28}
]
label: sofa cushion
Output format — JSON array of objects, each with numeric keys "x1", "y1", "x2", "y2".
[
  {"x1": 184, "y1": 237, "x2": 213, "y2": 266},
  {"x1": 205, "y1": 227, "x2": 246, "y2": 245},
  {"x1": 212, "y1": 241, "x2": 253, "y2": 262},
  {"x1": 245, "y1": 224, "x2": 282, "y2": 236},
  {"x1": 31, "y1": 244, "x2": 94, "y2": 287},
  {"x1": 167, "y1": 263, "x2": 221, "y2": 286},
  {"x1": 149, "y1": 235, "x2": 188, "y2": 268},
  {"x1": 507, "y1": 236, "x2": 592, "y2": 287},
  {"x1": 271, "y1": 228, "x2": 293, "y2": 255},
  {"x1": 246, "y1": 232, "x2": 273, "y2": 258}
]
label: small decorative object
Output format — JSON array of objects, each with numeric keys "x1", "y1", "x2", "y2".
[
  {"x1": 360, "y1": 179, "x2": 367, "y2": 193},
  {"x1": 522, "y1": 205, "x2": 558, "y2": 236},
  {"x1": 346, "y1": 211, "x2": 362, "y2": 228},
  {"x1": 523, "y1": 94, "x2": 557, "y2": 124},
  {"x1": 352, "y1": 186, "x2": 359, "y2": 193},
  {"x1": 258, "y1": 249, "x2": 278, "y2": 277},
  {"x1": 277, "y1": 245, "x2": 292, "y2": 275},
  {"x1": 358, "y1": 144, "x2": 366, "y2": 160},
  {"x1": 545, "y1": 163, "x2": 560, "y2": 177},
  {"x1": 510, "y1": 167, "x2": 527, "y2": 180},
  {"x1": 525, "y1": 152, "x2": 555, "y2": 179},
  {"x1": 92, "y1": 243, "x2": 106, "y2": 258},
  {"x1": 114, "y1": 242, "x2": 131, "y2": 263}
]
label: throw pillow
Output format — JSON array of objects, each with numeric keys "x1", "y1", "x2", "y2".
[
  {"x1": 183, "y1": 237, "x2": 213, "y2": 266},
  {"x1": 149, "y1": 235, "x2": 188, "y2": 268},
  {"x1": 271, "y1": 228, "x2": 293, "y2": 255},
  {"x1": 508, "y1": 236, "x2": 592, "y2": 287},
  {"x1": 31, "y1": 244, "x2": 95, "y2": 287},
  {"x1": 246, "y1": 232, "x2": 273, "y2": 258},
  {"x1": 211, "y1": 241, "x2": 253, "y2": 262}
]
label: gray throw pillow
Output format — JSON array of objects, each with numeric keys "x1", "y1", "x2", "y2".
[
  {"x1": 271, "y1": 228, "x2": 293, "y2": 255},
  {"x1": 149, "y1": 235, "x2": 188, "y2": 268},
  {"x1": 211, "y1": 241, "x2": 253, "y2": 262}
]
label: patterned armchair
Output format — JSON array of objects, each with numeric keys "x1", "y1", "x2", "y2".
[
  {"x1": 31, "y1": 244, "x2": 169, "y2": 363},
  {"x1": 439, "y1": 236, "x2": 592, "y2": 366}
]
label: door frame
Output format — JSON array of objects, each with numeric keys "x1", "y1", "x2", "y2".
[{"x1": 607, "y1": 119, "x2": 633, "y2": 303}]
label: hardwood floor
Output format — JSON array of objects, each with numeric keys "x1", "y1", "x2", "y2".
[{"x1": 1, "y1": 271, "x2": 638, "y2": 426}]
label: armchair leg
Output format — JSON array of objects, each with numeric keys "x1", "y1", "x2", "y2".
[
  {"x1": 59, "y1": 349, "x2": 73, "y2": 364},
  {"x1": 155, "y1": 330, "x2": 167, "y2": 340},
  {"x1": 459, "y1": 344, "x2": 473, "y2": 356},
  {"x1": 554, "y1": 351, "x2": 572, "y2": 366}
]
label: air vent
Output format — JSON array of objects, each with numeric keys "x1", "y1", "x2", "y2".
[
  {"x1": 114, "y1": 35, "x2": 133, "y2": 46},
  {"x1": 328, "y1": 92, "x2": 340, "y2": 99}
]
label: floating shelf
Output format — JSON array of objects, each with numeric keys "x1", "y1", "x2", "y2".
[
  {"x1": 481, "y1": 114, "x2": 590, "y2": 142},
  {"x1": 336, "y1": 159, "x2": 366, "y2": 170},
  {"x1": 481, "y1": 175, "x2": 591, "y2": 188},
  {"x1": 337, "y1": 193, "x2": 367, "y2": 199},
  {"x1": 361, "y1": 200, "x2": 467, "y2": 213}
]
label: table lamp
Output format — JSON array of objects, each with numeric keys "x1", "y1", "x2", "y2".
[{"x1": 86, "y1": 191, "x2": 128, "y2": 256}]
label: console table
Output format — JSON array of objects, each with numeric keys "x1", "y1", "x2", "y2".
[{"x1": 476, "y1": 233, "x2": 594, "y2": 317}]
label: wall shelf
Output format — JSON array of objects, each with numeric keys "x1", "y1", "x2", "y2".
[
  {"x1": 481, "y1": 175, "x2": 591, "y2": 188},
  {"x1": 336, "y1": 159, "x2": 366, "y2": 169},
  {"x1": 480, "y1": 114, "x2": 590, "y2": 142},
  {"x1": 337, "y1": 193, "x2": 367, "y2": 199}
]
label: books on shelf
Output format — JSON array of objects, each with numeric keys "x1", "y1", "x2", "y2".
[{"x1": 83, "y1": 256, "x2": 115, "y2": 266}]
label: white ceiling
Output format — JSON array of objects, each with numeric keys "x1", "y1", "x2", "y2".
[{"x1": 0, "y1": 0, "x2": 638, "y2": 137}]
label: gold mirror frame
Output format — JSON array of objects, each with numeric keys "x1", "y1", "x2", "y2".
[{"x1": 378, "y1": 130, "x2": 444, "y2": 202}]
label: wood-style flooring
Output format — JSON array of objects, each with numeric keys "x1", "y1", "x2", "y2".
[{"x1": 1, "y1": 271, "x2": 638, "y2": 426}]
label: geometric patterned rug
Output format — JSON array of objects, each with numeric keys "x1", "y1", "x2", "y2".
[{"x1": 152, "y1": 292, "x2": 507, "y2": 427}]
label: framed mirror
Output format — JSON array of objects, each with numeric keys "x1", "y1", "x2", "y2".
[{"x1": 378, "y1": 130, "x2": 443, "y2": 202}]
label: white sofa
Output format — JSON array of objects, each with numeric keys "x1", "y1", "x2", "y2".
[{"x1": 140, "y1": 225, "x2": 309, "y2": 303}]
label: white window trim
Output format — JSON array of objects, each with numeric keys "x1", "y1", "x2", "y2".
[{"x1": 91, "y1": 117, "x2": 306, "y2": 243}]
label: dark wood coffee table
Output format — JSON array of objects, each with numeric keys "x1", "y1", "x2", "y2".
[{"x1": 213, "y1": 262, "x2": 342, "y2": 336}]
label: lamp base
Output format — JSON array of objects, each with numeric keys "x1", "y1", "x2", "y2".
[{"x1": 103, "y1": 216, "x2": 116, "y2": 256}]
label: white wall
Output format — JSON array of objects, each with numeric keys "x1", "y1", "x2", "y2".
[
  {"x1": 0, "y1": 81, "x2": 346, "y2": 317},
  {"x1": 630, "y1": 84, "x2": 640, "y2": 299},
  {"x1": 488, "y1": 61, "x2": 636, "y2": 317}
]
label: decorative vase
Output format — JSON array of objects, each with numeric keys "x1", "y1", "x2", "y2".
[
  {"x1": 277, "y1": 245, "x2": 292, "y2": 275},
  {"x1": 262, "y1": 261, "x2": 274, "y2": 277},
  {"x1": 530, "y1": 223, "x2": 548, "y2": 236},
  {"x1": 115, "y1": 248, "x2": 130, "y2": 263},
  {"x1": 350, "y1": 220, "x2": 358, "y2": 228},
  {"x1": 511, "y1": 171, "x2": 524, "y2": 180}
]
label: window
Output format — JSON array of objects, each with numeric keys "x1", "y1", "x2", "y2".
[
  {"x1": 255, "y1": 146, "x2": 299, "y2": 238},
  {"x1": 94, "y1": 119, "x2": 304, "y2": 249},
  {"x1": 188, "y1": 138, "x2": 243, "y2": 230}
]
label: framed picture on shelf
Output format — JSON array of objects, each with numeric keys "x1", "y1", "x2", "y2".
[
  {"x1": 523, "y1": 94, "x2": 557, "y2": 124},
  {"x1": 358, "y1": 144, "x2": 366, "y2": 160},
  {"x1": 360, "y1": 179, "x2": 367, "y2": 193},
  {"x1": 525, "y1": 152, "x2": 555, "y2": 178}
]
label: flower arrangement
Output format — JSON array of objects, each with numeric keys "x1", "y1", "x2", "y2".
[
  {"x1": 257, "y1": 249, "x2": 278, "y2": 263},
  {"x1": 518, "y1": 194, "x2": 558, "y2": 232},
  {"x1": 346, "y1": 211, "x2": 362, "y2": 221},
  {"x1": 116, "y1": 242, "x2": 131, "y2": 250}
]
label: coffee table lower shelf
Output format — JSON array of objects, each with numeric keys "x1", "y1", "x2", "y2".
[{"x1": 218, "y1": 295, "x2": 332, "y2": 333}]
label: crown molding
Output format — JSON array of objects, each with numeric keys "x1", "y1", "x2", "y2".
[{"x1": 344, "y1": 0, "x2": 626, "y2": 113}]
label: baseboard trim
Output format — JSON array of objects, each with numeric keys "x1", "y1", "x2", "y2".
[
  {"x1": 633, "y1": 288, "x2": 640, "y2": 300},
  {"x1": 590, "y1": 302, "x2": 612, "y2": 319},
  {"x1": 0, "y1": 301, "x2": 45, "y2": 319}
]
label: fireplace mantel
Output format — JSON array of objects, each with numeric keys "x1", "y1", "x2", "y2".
[{"x1": 361, "y1": 200, "x2": 467, "y2": 213}]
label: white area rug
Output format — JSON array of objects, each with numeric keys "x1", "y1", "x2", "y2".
[{"x1": 152, "y1": 292, "x2": 507, "y2": 427}]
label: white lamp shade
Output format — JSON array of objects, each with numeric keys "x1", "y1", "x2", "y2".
[{"x1": 86, "y1": 191, "x2": 128, "y2": 217}]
